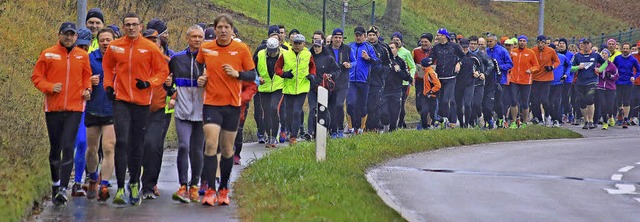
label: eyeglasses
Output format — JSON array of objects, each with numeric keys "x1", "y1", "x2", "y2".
[{"x1": 124, "y1": 23, "x2": 139, "y2": 27}]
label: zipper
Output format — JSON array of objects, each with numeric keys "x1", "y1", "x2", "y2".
[
  {"x1": 517, "y1": 50, "x2": 522, "y2": 83},
  {"x1": 64, "y1": 52, "x2": 70, "y2": 109},
  {"x1": 129, "y1": 43, "x2": 134, "y2": 100},
  {"x1": 295, "y1": 53, "x2": 299, "y2": 94}
]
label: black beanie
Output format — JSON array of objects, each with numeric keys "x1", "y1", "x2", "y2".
[
  {"x1": 421, "y1": 33, "x2": 433, "y2": 42},
  {"x1": 86, "y1": 8, "x2": 104, "y2": 23}
]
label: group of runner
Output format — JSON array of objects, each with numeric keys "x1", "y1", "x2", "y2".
[{"x1": 32, "y1": 9, "x2": 640, "y2": 208}]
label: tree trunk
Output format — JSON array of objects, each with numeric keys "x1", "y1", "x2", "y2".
[{"x1": 381, "y1": 0, "x2": 401, "y2": 25}]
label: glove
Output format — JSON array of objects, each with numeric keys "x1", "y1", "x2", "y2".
[
  {"x1": 545, "y1": 66, "x2": 554, "y2": 72},
  {"x1": 282, "y1": 71, "x2": 294, "y2": 79},
  {"x1": 306, "y1": 74, "x2": 315, "y2": 82},
  {"x1": 605, "y1": 73, "x2": 611, "y2": 79},
  {"x1": 105, "y1": 86, "x2": 116, "y2": 101},
  {"x1": 135, "y1": 78, "x2": 150, "y2": 89},
  {"x1": 407, "y1": 77, "x2": 413, "y2": 84},
  {"x1": 426, "y1": 90, "x2": 435, "y2": 98}
]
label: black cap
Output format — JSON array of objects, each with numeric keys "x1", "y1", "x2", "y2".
[
  {"x1": 143, "y1": 29, "x2": 159, "y2": 38},
  {"x1": 86, "y1": 8, "x2": 105, "y2": 23},
  {"x1": 536, "y1": 35, "x2": 546, "y2": 42},
  {"x1": 289, "y1": 29, "x2": 300, "y2": 36},
  {"x1": 204, "y1": 27, "x2": 216, "y2": 40},
  {"x1": 146, "y1": 18, "x2": 167, "y2": 34},
  {"x1": 459, "y1": 38, "x2": 470, "y2": 48},
  {"x1": 268, "y1": 25, "x2": 279, "y2": 37},
  {"x1": 354, "y1": 26, "x2": 365, "y2": 35},
  {"x1": 59, "y1": 22, "x2": 77, "y2": 34}
]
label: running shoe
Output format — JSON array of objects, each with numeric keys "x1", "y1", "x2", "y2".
[
  {"x1": 622, "y1": 120, "x2": 629, "y2": 129},
  {"x1": 553, "y1": 120, "x2": 561, "y2": 128},
  {"x1": 588, "y1": 122, "x2": 596, "y2": 129},
  {"x1": 337, "y1": 130, "x2": 345, "y2": 138},
  {"x1": 199, "y1": 181, "x2": 208, "y2": 196},
  {"x1": 531, "y1": 117, "x2": 539, "y2": 125},
  {"x1": 189, "y1": 185, "x2": 200, "y2": 203},
  {"x1": 279, "y1": 131, "x2": 287, "y2": 143},
  {"x1": 488, "y1": 119, "x2": 495, "y2": 129},
  {"x1": 608, "y1": 117, "x2": 616, "y2": 127},
  {"x1": 568, "y1": 114, "x2": 575, "y2": 124},
  {"x1": 330, "y1": 132, "x2": 337, "y2": 139},
  {"x1": 545, "y1": 116, "x2": 553, "y2": 127},
  {"x1": 582, "y1": 123, "x2": 589, "y2": 129},
  {"x1": 233, "y1": 154, "x2": 241, "y2": 165},
  {"x1": 257, "y1": 133, "x2": 266, "y2": 144},
  {"x1": 509, "y1": 121, "x2": 517, "y2": 129},
  {"x1": 632, "y1": 117, "x2": 639, "y2": 126},
  {"x1": 270, "y1": 137, "x2": 278, "y2": 148},
  {"x1": 129, "y1": 183, "x2": 142, "y2": 206},
  {"x1": 142, "y1": 189, "x2": 156, "y2": 200},
  {"x1": 53, "y1": 188, "x2": 68, "y2": 206},
  {"x1": 202, "y1": 188, "x2": 217, "y2": 206},
  {"x1": 217, "y1": 188, "x2": 230, "y2": 206},
  {"x1": 98, "y1": 185, "x2": 110, "y2": 202},
  {"x1": 562, "y1": 114, "x2": 568, "y2": 123},
  {"x1": 71, "y1": 183, "x2": 86, "y2": 197},
  {"x1": 86, "y1": 180, "x2": 98, "y2": 199},
  {"x1": 602, "y1": 122, "x2": 608, "y2": 130},
  {"x1": 112, "y1": 188, "x2": 127, "y2": 205},
  {"x1": 172, "y1": 185, "x2": 190, "y2": 203},
  {"x1": 289, "y1": 137, "x2": 297, "y2": 145}
]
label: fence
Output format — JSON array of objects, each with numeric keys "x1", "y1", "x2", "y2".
[{"x1": 566, "y1": 28, "x2": 639, "y2": 47}]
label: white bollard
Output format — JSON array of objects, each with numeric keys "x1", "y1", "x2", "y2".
[{"x1": 316, "y1": 86, "x2": 329, "y2": 162}]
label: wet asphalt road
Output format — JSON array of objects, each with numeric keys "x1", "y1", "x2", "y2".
[{"x1": 368, "y1": 125, "x2": 640, "y2": 222}]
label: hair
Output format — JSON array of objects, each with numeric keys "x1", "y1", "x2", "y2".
[
  {"x1": 97, "y1": 28, "x2": 116, "y2": 39},
  {"x1": 122, "y1": 12, "x2": 140, "y2": 24},
  {"x1": 388, "y1": 41, "x2": 399, "y2": 49},
  {"x1": 469, "y1": 35, "x2": 479, "y2": 42},
  {"x1": 186, "y1": 25, "x2": 204, "y2": 36},
  {"x1": 622, "y1": 42, "x2": 631, "y2": 48},
  {"x1": 313, "y1": 30, "x2": 325, "y2": 41},
  {"x1": 213, "y1": 14, "x2": 234, "y2": 28},
  {"x1": 486, "y1": 33, "x2": 497, "y2": 41},
  {"x1": 278, "y1": 24, "x2": 286, "y2": 30},
  {"x1": 568, "y1": 44, "x2": 578, "y2": 52}
]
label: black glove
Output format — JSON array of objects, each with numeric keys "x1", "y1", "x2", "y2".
[
  {"x1": 306, "y1": 74, "x2": 315, "y2": 82},
  {"x1": 560, "y1": 75, "x2": 567, "y2": 83},
  {"x1": 282, "y1": 71, "x2": 294, "y2": 79},
  {"x1": 426, "y1": 90, "x2": 435, "y2": 98},
  {"x1": 408, "y1": 77, "x2": 413, "y2": 84},
  {"x1": 105, "y1": 86, "x2": 116, "y2": 101},
  {"x1": 545, "y1": 66, "x2": 554, "y2": 72},
  {"x1": 605, "y1": 73, "x2": 611, "y2": 79},
  {"x1": 135, "y1": 78, "x2": 150, "y2": 89}
]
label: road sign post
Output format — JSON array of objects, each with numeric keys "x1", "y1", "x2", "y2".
[{"x1": 316, "y1": 86, "x2": 329, "y2": 162}]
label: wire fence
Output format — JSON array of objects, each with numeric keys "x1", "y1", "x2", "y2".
[{"x1": 555, "y1": 28, "x2": 639, "y2": 47}]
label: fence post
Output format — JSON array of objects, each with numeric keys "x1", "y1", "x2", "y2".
[{"x1": 316, "y1": 86, "x2": 329, "y2": 162}]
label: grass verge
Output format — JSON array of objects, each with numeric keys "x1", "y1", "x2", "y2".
[{"x1": 234, "y1": 125, "x2": 582, "y2": 221}]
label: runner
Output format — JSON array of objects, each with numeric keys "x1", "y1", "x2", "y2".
[
  {"x1": 413, "y1": 33, "x2": 434, "y2": 127},
  {"x1": 477, "y1": 37, "x2": 499, "y2": 129},
  {"x1": 548, "y1": 43, "x2": 571, "y2": 127},
  {"x1": 469, "y1": 36, "x2": 494, "y2": 128},
  {"x1": 613, "y1": 42, "x2": 640, "y2": 128},
  {"x1": 390, "y1": 32, "x2": 416, "y2": 129},
  {"x1": 509, "y1": 35, "x2": 539, "y2": 128},
  {"x1": 571, "y1": 38, "x2": 606, "y2": 129},
  {"x1": 486, "y1": 34, "x2": 513, "y2": 128},
  {"x1": 419, "y1": 57, "x2": 441, "y2": 129},
  {"x1": 595, "y1": 49, "x2": 619, "y2": 130},
  {"x1": 606, "y1": 39, "x2": 622, "y2": 62},
  {"x1": 309, "y1": 38, "x2": 340, "y2": 137},
  {"x1": 86, "y1": 8, "x2": 105, "y2": 52},
  {"x1": 530, "y1": 35, "x2": 560, "y2": 126},
  {"x1": 147, "y1": 18, "x2": 175, "y2": 58},
  {"x1": 429, "y1": 28, "x2": 465, "y2": 128},
  {"x1": 83, "y1": 28, "x2": 117, "y2": 201},
  {"x1": 275, "y1": 33, "x2": 316, "y2": 144},
  {"x1": 102, "y1": 12, "x2": 170, "y2": 205},
  {"x1": 256, "y1": 37, "x2": 284, "y2": 148},
  {"x1": 380, "y1": 41, "x2": 413, "y2": 132},
  {"x1": 556, "y1": 38, "x2": 575, "y2": 124},
  {"x1": 31, "y1": 22, "x2": 92, "y2": 206},
  {"x1": 251, "y1": 26, "x2": 281, "y2": 143},
  {"x1": 70, "y1": 27, "x2": 92, "y2": 197},
  {"x1": 455, "y1": 38, "x2": 482, "y2": 128},
  {"x1": 328, "y1": 28, "x2": 355, "y2": 138},
  {"x1": 347, "y1": 26, "x2": 379, "y2": 135},
  {"x1": 365, "y1": 26, "x2": 392, "y2": 132},
  {"x1": 196, "y1": 14, "x2": 257, "y2": 206}
]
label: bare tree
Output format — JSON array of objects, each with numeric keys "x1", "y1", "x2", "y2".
[{"x1": 381, "y1": 0, "x2": 401, "y2": 25}]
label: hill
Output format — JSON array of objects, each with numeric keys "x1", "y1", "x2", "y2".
[{"x1": 0, "y1": 0, "x2": 638, "y2": 220}]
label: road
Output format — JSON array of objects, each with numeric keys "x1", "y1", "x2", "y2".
[
  {"x1": 367, "y1": 125, "x2": 640, "y2": 221},
  {"x1": 32, "y1": 142, "x2": 271, "y2": 222}
]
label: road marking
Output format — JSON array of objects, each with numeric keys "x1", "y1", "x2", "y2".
[
  {"x1": 604, "y1": 184, "x2": 638, "y2": 194},
  {"x1": 619, "y1": 166, "x2": 635, "y2": 172},
  {"x1": 636, "y1": 162, "x2": 640, "y2": 165},
  {"x1": 635, "y1": 198, "x2": 640, "y2": 203},
  {"x1": 611, "y1": 174, "x2": 623, "y2": 181}
]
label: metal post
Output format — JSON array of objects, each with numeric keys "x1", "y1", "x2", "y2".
[
  {"x1": 267, "y1": 0, "x2": 271, "y2": 26},
  {"x1": 316, "y1": 86, "x2": 329, "y2": 162},
  {"x1": 537, "y1": 0, "x2": 544, "y2": 36},
  {"x1": 371, "y1": 0, "x2": 375, "y2": 26},
  {"x1": 342, "y1": 0, "x2": 348, "y2": 31},
  {"x1": 322, "y1": 0, "x2": 327, "y2": 34},
  {"x1": 77, "y1": 0, "x2": 87, "y2": 29}
]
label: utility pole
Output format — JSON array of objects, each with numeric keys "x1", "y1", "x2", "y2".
[
  {"x1": 342, "y1": 0, "x2": 348, "y2": 31},
  {"x1": 371, "y1": 0, "x2": 376, "y2": 26},
  {"x1": 322, "y1": 0, "x2": 327, "y2": 34},
  {"x1": 538, "y1": 0, "x2": 544, "y2": 36},
  {"x1": 267, "y1": 0, "x2": 271, "y2": 26},
  {"x1": 77, "y1": 0, "x2": 87, "y2": 29}
]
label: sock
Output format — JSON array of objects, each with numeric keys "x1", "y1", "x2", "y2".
[
  {"x1": 101, "y1": 180, "x2": 109, "y2": 186},
  {"x1": 89, "y1": 172, "x2": 99, "y2": 181},
  {"x1": 219, "y1": 156, "x2": 233, "y2": 190},
  {"x1": 203, "y1": 155, "x2": 218, "y2": 191}
]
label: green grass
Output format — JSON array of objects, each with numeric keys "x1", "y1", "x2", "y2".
[{"x1": 234, "y1": 126, "x2": 582, "y2": 221}]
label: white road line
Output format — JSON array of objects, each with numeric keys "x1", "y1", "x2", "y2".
[
  {"x1": 611, "y1": 174, "x2": 623, "y2": 181},
  {"x1": 604, "y1": 184, "x2": 638, "y2": 194},
  {"x1": 636, "y1": 162, "x2": 640, "y2": 165},
  {"x1": 635, "y1": 198, "x2": 640, "y2": 203},
  {"x1": 619, "y1": 166, "x2": 635, "y2": 172}
]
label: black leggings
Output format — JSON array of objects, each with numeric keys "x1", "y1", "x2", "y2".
[
  {"x1": 471, "y1": 85, "x2": 484, "y2": 125},
  {"x1": 329, "y1": 88, "x2": 347, "y2": 133},
  {"x1": 259, "y1": 91, "x2": 282, "y2": 138},
  {"x1": 285, "y1": 93, "x2": 307, "y2": 138},
  {"x1": 381, "y1": 91, "x2": 402, "y2": 131},
  {"x1": 455, "y1": 83, "x2": 475, "y2": 126},
  {"x1": 420, "y1": 96, "x2": 438, "y2": 128},
  {"x1": 549, "y1": 85, "x2": 564, "y2": 122},
  {"x1": 438, "y1": 78, "x2": 457, "y2": 122},
  {"x1": 45, "y1": 112, "x2": 82, "y2": 190},
  {"x1": 366, "y1": 86, "x2": 383, "y2": 130},
  {"x1": 398, "y1": 85, "x2": 409, "y2": 128},
  {"x1": 616, "y1": 84, "x2": 633, "y2": 107},
  {"x1": 141, "y1": 110, "x2": 170, "y2": 192},
  {"x1": 482, "y1": 86, "x2": 496, "y2": 122},
  {"x1": 234, "y1": 103, "x2": 249, "y2": 157},
  {"x1": 531, "y1": 81, "x2": 551, "y2": 120},
  {"x1": 253, "y1": 93, "x2": 264, "y2": 136},
  {"x1": 597, "y1": 89, "x2": 616, "y2": 119},
  {"x1": 113, "y1": 101, "x2": 150, "y2": 188}
]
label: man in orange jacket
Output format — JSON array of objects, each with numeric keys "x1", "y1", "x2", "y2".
[
  {"x1": 31, "y1": 22, "x2": 92, "y2": 206},
  {"x1": 509, "y1": 35, "x2": 540, "y2": 128},
  {"x1": 531, "y1": 35, "x2": 560, "y2": 126},
  {"x1": 102, "y1": 12, "x2": 170, "y2": 206}
]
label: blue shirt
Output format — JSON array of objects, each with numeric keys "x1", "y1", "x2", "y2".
[
  {"x1": 85, "y1": 49, "x2": 113, "y2": 116},
  {"x1": 613, "y1": 55, "x2": 640, "y2": 85},
  {"x1": 486, "y1": 44, "x2": 513, "y2": 85},
  {"x1": 572, "y1": 52, "x2": 606, "y2": 86}
]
